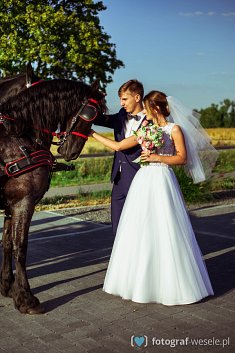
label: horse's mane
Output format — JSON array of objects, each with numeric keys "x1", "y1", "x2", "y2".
[
  {"x1": 0, "y1": 72, "x2": 28, "y2": 105},
  {"x1": 0, "y1": 79, "x2": 93, "y2": 135}
]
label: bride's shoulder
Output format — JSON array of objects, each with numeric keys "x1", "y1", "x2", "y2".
[
  {"x1": 170, "y1": 123, "x2": 183, "y2": 135},
  {"x1": 166, "y1": 122, "x2": 180, "y2": 132}
]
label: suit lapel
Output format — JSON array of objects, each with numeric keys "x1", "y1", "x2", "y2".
[{"x1": 120, "y1": 112, "x2": 127, "y2": 140}]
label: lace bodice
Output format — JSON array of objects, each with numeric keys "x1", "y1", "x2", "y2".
[{"x1": 156, "y1": 123, "x2": 176, "y2": 156}]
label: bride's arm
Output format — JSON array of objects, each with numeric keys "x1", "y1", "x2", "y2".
[{"x1": 90, "y1": 130, "x2": 138, "y2": 151}]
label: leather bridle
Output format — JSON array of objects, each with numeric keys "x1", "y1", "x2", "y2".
[
  {"x1": 24, "y1": 78, "x2": 102, "y2": 145},
  {"x1": 49, "y1": 97, "x2": 101, "y2": 146},
  {"x1": 0, "y1": 97, "x2": 102, "y2": 146}
]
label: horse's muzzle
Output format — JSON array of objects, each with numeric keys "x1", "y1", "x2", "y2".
[{"x1": 58, "y1": 139, "x2": 86, "y2": 161}]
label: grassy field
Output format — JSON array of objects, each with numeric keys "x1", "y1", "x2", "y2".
[
  {"x1": 36, "y1": 149, "x2": 235, "y2": 210},
  {"x1": 50, "y1": 128, "x2": 235, "y2": 157},
  {"x1": 50, "y1": 156, "x2": 113, "y2": 187},
  {"x1": 49, "y1": 151, "x2": 235, "y2": 188},
  {"x1": 206, "y1": 128, "x2": 235, "y2": 146},
  {"x1": 40, "y1": 128, "x2": 235, "y2": 209},
  {"x1": 50, "y1": 132, "x2": 114, "y2": 156}
]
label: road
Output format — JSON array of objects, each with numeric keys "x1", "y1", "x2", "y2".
[{"x1": 0, "y1": 202, "x2": 234, "y2": 352}]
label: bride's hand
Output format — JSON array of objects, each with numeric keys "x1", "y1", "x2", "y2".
[{"x1": 140, "y1": 150, "x2": 151, "y2": 162}]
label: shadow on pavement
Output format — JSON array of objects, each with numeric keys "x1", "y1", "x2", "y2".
[{"x1": 1, "y1": 208, "x2": 234, "y2": 313}]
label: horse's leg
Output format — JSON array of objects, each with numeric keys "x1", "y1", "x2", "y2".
[
  {"x1": 0, "y1": 212, "x2": 14, "y2": 297},
  {"x1": 11, "y1": 204, "x2": 44, "y2": 314}
]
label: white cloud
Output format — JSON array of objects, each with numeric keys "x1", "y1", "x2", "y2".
[
  {"x1": 196, "y1": 52, "x2": 205, "y2": 56},
  {"x1": 222, "y1": 12, "x2": 235, "y2": 16},
  {"x1": 179, "y1": 11, "x2": 204, "y2": 17},
  {"x1": 208, "y1": 72, "x2": 235, "y2": 79},
  {"x1": 209, "y1": 72, "x2": 227, "y2": 75},
  {"x1": 179, "y1": 12, "x2": 193, "y2": 17},
  {"x1": 179, "y1": 11, "x2": 235, "y2": 17}
]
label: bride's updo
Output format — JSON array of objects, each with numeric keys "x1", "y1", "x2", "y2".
[{"x1": 143, "y1": 91, "x2": 170, "y2": 118}]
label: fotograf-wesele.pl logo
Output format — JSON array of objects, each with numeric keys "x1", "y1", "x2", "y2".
[{"x1": 131, "y1": 335, "x2": 148, "y2": 347}]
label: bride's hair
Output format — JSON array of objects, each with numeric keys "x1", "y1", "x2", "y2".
[{"x1": 143, "y1": 91, "x2": 170, "y2": 118}]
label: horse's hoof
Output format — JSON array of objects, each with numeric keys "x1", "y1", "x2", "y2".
[{"x1": 26, "y1": 304, "x2": 45, "y2": 315}]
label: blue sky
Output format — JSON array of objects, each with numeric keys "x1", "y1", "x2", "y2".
[{"x1": 98, "y1": 0, "x2": 235, "y2": 114}]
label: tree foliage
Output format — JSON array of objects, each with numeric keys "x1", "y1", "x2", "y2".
[
  {"x1": 199, "y1": 99, "x2": 235, "y2": 128},
  {"x1": 0, "y1": 0, "x2": 124, "y2": 85}
]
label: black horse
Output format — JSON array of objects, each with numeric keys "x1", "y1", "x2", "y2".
[
  {"x1": 0, "y1": 63, "x2": 42, "y2": 103},
  {"x1": 0, "y1": 79, "x2": 106, "y2": 314},
  {"x1": 0, "y1": 64, "x2": 77, "y2": 172}
]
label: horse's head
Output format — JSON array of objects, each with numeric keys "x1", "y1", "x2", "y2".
[
  {"x1": 0, "y1": 78, "x2": 107, "y2": 160},
  {"x1": 0, "y1": 63, "x2": 41, "y2": 104},
  {"x1": 58, "y1": 80, "x2": 107, "y2": 161}
]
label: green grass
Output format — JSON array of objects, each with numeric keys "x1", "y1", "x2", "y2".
[
  {"x1": 174, "y1": 150, "x2": 235, "y2": 202},
  {"x1": 208, "y1": 150, "x2": 235, "y2": 192},
  {"x1": 173, "y1": 167, "x2": 213, "y2": 203},
  {"x1": 49, "y1": 150, "x2": 234, "y2": 205},
  {"x1": 213, "y1": 150, "x2": 235, "y2": 173},
  {"x1": 51, "y1": 156, "x2": 113, "y2": 187}
]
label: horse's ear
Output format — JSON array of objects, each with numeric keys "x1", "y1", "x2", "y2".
[
  {"x1": 91, "y1": 79, "x2": 100, "y2": 92},
  {"x1": 26, "y1": 62, "x2": 34, "y2": 86}
]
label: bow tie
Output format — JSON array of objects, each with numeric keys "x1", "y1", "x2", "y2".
[{"x1": 127, "y1": 113, "x2": 140, "y2": 121}]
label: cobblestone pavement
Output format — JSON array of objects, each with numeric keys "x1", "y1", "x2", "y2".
[{"x1": 0, "y1": 201, "x2": 234, "y2": 353}]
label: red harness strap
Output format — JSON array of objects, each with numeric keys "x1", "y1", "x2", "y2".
[
  {"x1": 69, "y1": 131, "x2": 88, "y2": 140},
  {"x1": 0, "y1": 115, "x2": 16, "y2": 122},
  {"x1": 30, "y1": 79, "x2": 44, "y2": 87},
  {"x1": 42, "y1": 129, "x2": 88, "y2": 140},
  {"x1": 5, "y1": 150, "x2": 54, "y2": 177}
]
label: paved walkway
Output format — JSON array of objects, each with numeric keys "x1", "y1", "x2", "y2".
[
  {"x1": 0, "y1": 202, "x2": 234, "y2": 353},
  {"x1": 43, "y1": 183, "x2": 112, "y2": 198}
]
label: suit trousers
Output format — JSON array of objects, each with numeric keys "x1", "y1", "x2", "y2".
[{"x1": 111, "y1": 166, "x2": 137, "y2": 235}]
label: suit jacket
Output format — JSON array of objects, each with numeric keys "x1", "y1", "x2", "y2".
[{"x1": 95, "y1": 108, "x2": 143, "y2": 183}]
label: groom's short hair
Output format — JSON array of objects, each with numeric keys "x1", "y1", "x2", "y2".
[{"x1": 118, "y1": 79, "x2": 144, "y2": 99}]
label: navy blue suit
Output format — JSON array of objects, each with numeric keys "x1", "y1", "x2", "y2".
[{"x1": 95, "y1": 108, "x2": 142, "y2": 235}]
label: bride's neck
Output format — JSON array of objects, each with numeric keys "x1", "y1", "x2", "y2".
[{"x1": 155, "y1": 114, "x2": 167, "y2": 127}]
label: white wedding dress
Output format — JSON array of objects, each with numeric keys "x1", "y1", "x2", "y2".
[{"x1": 103, "y1": 123, "x2": 214, "y2": 305}]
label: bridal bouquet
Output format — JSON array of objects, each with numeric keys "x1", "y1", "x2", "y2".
[{"x1": 133, "y1": 121, "x2": 164, "y2": 164}]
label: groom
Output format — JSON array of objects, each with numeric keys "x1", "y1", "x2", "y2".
[{"x1": 94, "y1": 79, "x2": 145, "y2": 235}]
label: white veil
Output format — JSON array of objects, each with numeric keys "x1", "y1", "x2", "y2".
[{"x1": 167, "y1": 96, "x2": 219, "y2": 184}]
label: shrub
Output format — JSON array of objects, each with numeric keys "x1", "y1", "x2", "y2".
[{"x1": 173, "y1": 167, "x2": 212, "y2": 203}]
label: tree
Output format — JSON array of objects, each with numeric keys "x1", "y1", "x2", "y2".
[
  {"x1": 199, "y1": 103, "x2": 221, "y2": 128},
  {"x1": 0, "y1": 0, "x2": 124, "y2": 86},
  {"x1": 220, "y1": 99, "x2": 235, "y2": 128},
  {"x1": 199, "y1": 99, "x2": 235, "y2": 128}
]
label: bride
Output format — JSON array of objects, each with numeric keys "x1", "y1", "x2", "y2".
[{"x1": 90, "y1": 90, "x2": 218, "y2": 305}]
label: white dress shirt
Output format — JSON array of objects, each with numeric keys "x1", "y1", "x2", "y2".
[{"x1": 124, "y1": 111, "x2": 145, "y2": 138}]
